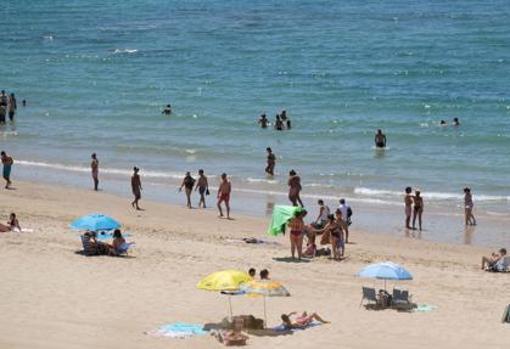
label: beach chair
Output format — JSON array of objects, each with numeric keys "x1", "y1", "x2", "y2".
[
  {"x1": 502, "y1": 257, "x2": 510, "y2": 272},
  {"x1": 81, "y1": 234, "x2": 97, "y2": 256},
  {"x1": 360, "y1": 287, "x2": 377, "y2": 307},
  {"x1": 392, "y1": 289, "x2": 411, "y2": 305}
]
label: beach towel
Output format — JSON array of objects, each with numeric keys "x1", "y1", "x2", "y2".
[
  {"x1": 267, "y1": 205, "x2": 305, "y2": 236},
  {"x1": 272, "y1": 322, "x2": 322, "y2": 333},
  {"x1": 413, "y1": 304, "x2": 437, "y2": 313},
  {"x1": 147, "y1": 322, "x2": 207, "y2": 338}
]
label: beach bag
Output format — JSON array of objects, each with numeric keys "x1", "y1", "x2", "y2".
[{"x1": 502, "y1": 305, "x2": 510, "y2": 323}]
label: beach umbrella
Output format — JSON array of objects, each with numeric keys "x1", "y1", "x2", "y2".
[
  {"x1": 240, "y1": 280, "x2": 290, "y2": 325},
  {"x1": 197, "y1": 270, "x2": 252, "y2": 318},
  {"x1": 267, "y1": 205, "x2": 305, "y2": 236},
  {"x1": 357, "y1": 262, "x2": 413, "y2": 290},
  {"x1": 70, "y1": 213, "x2": 121, "y2": 232}
]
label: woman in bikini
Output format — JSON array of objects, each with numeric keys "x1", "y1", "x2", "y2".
[
  {"x1": 280, "y1": 311, "x2": 329, "y2": 329},
  {"x1": 412, "y1": 190, "x2": 424, "y2": 231},
  {"x1": 464, "y1": 187, "x2": 476, "y2": 226},
  {"x1": 288, "y1": 210, "x2": 306, "y2": 260}
]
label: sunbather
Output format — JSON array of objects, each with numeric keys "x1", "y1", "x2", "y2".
[
  {"x1": 481, "y1": 248, "x2": 507, "y2": 271},
  {"x1": 82, "y1": 231, "x2": 113, "y2": 256},
  {"x1": 0, "y1": 213, "x2": 21, "y2": 232},
  {"x1": 213, "y1": 317, "x2": 249, "y2": 346},
  {"x1": 280, "y1": 311, "x2": 329, "y2": 330}
]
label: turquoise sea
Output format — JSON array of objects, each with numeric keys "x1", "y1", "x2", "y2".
[{"x1": 1, "y1": 0, "x2": 509, "y2": 245}]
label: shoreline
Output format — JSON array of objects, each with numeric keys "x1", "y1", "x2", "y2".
[{"x1": 1, "y1": 179, "x2": 510, "y2": 349}]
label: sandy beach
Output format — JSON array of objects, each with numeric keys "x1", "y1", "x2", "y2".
[{"x1": 0, "y1": 180, "x2": 509, "y2": 349}]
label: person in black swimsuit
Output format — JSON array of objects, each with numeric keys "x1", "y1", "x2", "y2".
[
  {"x1": 374, "y1": 129, "x2": 386, "y2": 148},
  {"x1": 412, "y1": 190, "x2": 424, "y2": 231}
]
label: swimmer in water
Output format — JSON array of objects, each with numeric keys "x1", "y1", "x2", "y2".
[
  {"x1": 258, "y1": 113, "x2": 269, "y2": 129},
  {"x1": 274, "y1": 114, "x2": 284, "y2": 131},
  {"x1": 440, "y1": 120, "x2": 447, "y2": 126},
  {"x1": 374, "y1": 129, "x2": 386, "y2": 149},
  {"x1": 162, "y1": 104, "x2": 172, "y2": 115},
  {"x1": 453, "y1": 117, "x2": 460, "y2": 126}
]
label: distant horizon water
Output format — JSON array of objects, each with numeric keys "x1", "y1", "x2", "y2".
[{"x1": 0, "y1": 0, "x2": 509, "y2": 245}]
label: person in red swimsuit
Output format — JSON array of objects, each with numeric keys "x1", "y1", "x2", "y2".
[
  {"x1": 217, "y1": 173, "x2": 231, "y2": 219},
  {"x1": 288, "y1": 210, "x2": 307, "y2": 260}
]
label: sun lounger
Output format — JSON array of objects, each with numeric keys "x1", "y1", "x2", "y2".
[
  {"x1": 392, "y1": 289, "x2": 412, "y2": 304},
  {"x1": 360, "y1": 287, "x2": 377, "y2": 307}
]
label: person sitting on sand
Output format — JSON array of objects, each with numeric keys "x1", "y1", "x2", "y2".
[
  {"x1": 0, "y1": 213, "x2": 21, "y2": 232},
  {"x1": 260, "y1": 269, "x2": 270, "y2": 280},
  {"x1": 287, "y1": 210, "x2": 306, "y2": 260},
  {"x1": 248, "y1": 268, "x2": 256, "y2": 278},
  {"x1": 280, "y1": 312, "x2": 329, "y2": 330},
  {"x1": 82, "y1": 231, "x2": 113, "y2": 256},
  {"x1": 481, "y1": 248, "x2": 507, "y2": 271},
  {"x1": 213, "y1": 317, "x2": 249, "y2": 346},
  {"x1": 110, "y1": 229, "x2": 126, "y2": 254}
]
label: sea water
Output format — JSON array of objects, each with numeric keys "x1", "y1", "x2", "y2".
[{"x1": 0, "y1": 0, "x2": 509, "y2": 245}]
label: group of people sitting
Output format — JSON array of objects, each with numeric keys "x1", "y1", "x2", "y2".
[
  {"x1": 286, "y1": 199, "x2": 352, "y2": 261},
  {"x1": 0, "y1": 213, "x2": 21, "y2": 232},
  {"x1": 81, "y1": 229, "x2": 133, "y2": 256}
]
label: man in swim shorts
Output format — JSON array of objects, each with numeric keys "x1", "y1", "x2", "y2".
[
  {"x1": 8, "y1": 93, "x2": 16, "y2": 122},
  {"x1": 217, "y1": 173, "x2": 231, "y2": 219},
  {"x1": 1, "y1": 151, "x2": 13, "y2": 189},
  {"x1": 195, "y1": 169, "x2": 209, "y2": 208},
  {"x1": 404, "y1": 187, "x2": 413, "y2": 229},
  {"x1": 374, "y1": 129, "x2": 386, "y2": 148},
  {"x1": 265, "y1": 147, "x2": 276, "y2": 176},
  {"x1": 131, "y1": 167, "x2": 142, "y2": 210}
]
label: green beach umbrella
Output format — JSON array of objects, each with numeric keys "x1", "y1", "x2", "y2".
[{"x1": 267, "y1": 205, "x2": 305, "y2": 236}]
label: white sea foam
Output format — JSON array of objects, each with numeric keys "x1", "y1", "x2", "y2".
[{"x1": 112, "y1": 48, "x2": 138, "y2": 54}]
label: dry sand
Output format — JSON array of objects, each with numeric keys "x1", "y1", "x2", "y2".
[{"x1": 0, "y1": 181, "x2": 509, "y2": 349}]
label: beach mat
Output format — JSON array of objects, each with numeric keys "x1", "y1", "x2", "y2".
[
  {"x1": 413, "y1": 304, "x2": 437, "y2": 313},
  {"x1": 146, "y1": 322, "x2": 207, "y2": 338}
]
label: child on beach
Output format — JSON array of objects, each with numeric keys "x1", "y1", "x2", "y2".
[
  {"x1": 179, "y1": 171, "x2": 195, "y2": 209},
  {"x1": 404, "y1": 187, "x2": 413, "y2": 229},
  {"x1": 131, "y1": 167, "x2": 143, "y2": 210},
  {"x1": 195, "y1": 169, "x2": 209, "y2": 208},
  {"x1": 412, "y1": 190, "x2": 424, "y2": 231},
  {"x1": 217, "y1": 173, "x2": 231, "y2": 219},
  {"x1": 1, "y1": 151, "x2": 14, "y2": 189},
  {"x1": 464, "y1": 187, "x2": 476, "y2": 226}
]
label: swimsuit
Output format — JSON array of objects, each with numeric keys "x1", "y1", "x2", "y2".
[
  {"x1": 219, "y1": 193, "x2": 230, "y2": 202},
  {"x1": 3, "y1": 164, "x2": 11, "y2": 178}
]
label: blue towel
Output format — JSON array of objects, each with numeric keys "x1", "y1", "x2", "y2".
[
  {"x1": 272, "y1": 322, "x2": 321, "y2": 332},
  {"x1": 148, "y1": 322, "x2": 207, "y2": 338}
]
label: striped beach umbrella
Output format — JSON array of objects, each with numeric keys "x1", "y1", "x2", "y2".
[{"x1": 240, "y1": 280, "x2": 290, "y2": 325}]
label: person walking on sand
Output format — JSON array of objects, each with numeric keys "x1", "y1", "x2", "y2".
[
  {"x1": 217, "y1": 173, "x2": 231, "y2": 219},
  {"x1": 288, "y1": 170, "x2": 303, "y2": 207},
  {"x1": 179, "y1": 171, "x2": 196, "y2": 209},
  {"x1": 91, "y1": 153, "x2": 99, "y2": 191},
  {"x1": 265, "y1": 147, "x2": 276, "y2": 176},
  {"x1": 8, "y1": 93, "x2": 16, "y2": 122},
  {"x1": 374, "y1": 129, "x2": 386, "y2": 149},
  {"x1": 404, "y1": 187, "x2": 413, "y2": 229},
  {"x1": 131, "y1": 167, "x2": 142, "y2": 210},
  {"x1": 412, "y1": 190, "x2": 424, "y2": 231},
  {"x1": 1, "y1": 151, "x2": 13, "y2": 189},
  {"x1": 464, "y1": 187, "x2": 476, "y2": 226},
  {"x1": 195, "y1": 169, "x2": 209, "y2": 208}
]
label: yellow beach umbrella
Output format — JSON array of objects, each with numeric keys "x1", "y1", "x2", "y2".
[
  {"x1": 240, "y1": 280, "x2": 290, "y2": 325},
  {"x1": 197, "y1": 269, "x2": 252, "y2": 318}
]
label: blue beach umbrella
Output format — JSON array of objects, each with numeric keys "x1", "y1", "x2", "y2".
[
  {"x1": 70, "y1": 213, "x2": 121, "y2": 232},
  {"x1": 357, "y1": 262, "x2": 413, "y2": 290}
]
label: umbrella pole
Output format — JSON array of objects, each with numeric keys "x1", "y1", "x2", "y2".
[
  {"x1": 228, "y1": 295, "x2": 233, "y2": 320},
  {"x1": 263, "y1": 296, "x2": 267, "y2": 328}
]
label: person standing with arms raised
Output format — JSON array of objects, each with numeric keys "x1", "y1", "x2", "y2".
[
  {"x1": 91, "y1": 153, "x2": 99, "y2": 191},
  {"x1": 288, "y1": 170, "x2": 304, "y2": 207},
  {"x1": 131, "y1": 167, "x2": 142, "y2": 210}
]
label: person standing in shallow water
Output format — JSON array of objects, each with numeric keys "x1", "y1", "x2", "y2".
[
  {"x1": 91, "y1": 153, "x2": 99, "y2": 191},
  {"x1": 274, "y1": 114, "x2": 284, "y2": 131},
  {"x1": 412, "y1": 190, "x2": 424, "y2": 231},
  {"x1": 258, "y1": 113, "x2": 269, "y2": 129},
  {"x1": 265, "y1": 147, "x2": 276, "y2": 176},
  {"x1": 404, "y1": 187, "x2": 413, "y2": 229},
  {"x1": 1, "y1": 151, "x2": 13, "y2": 189},
  {"x1": 464, "y1": 187, "x2": 476, "y2": 226},
  {"x1": 374, "y1": 129, "x2": 386, "y2": 148},
  {"x1": 195, "y1": 169, "x2": 209, "y2": 208},
  {"x1": 288, "y1": 170, "x2": 304, "y2": 207},
  {"x1": 162, "y1": 104, "x2": 172, "y2": 115},
  {"x1": 131, "y1": 167, "x2": 142, "y2": 210},
  {"x1": 8, "y1": 93, "x2": 16, "y2": 122}
]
